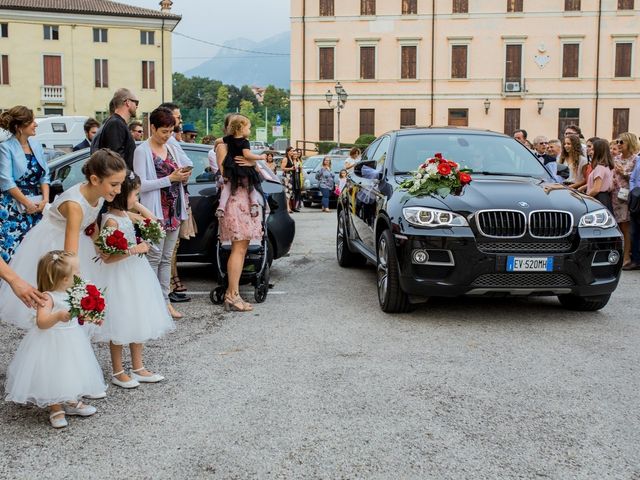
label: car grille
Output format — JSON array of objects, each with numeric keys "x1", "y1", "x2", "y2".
[
  {"x1": 471, "y1": 273, "x2": 575, "y2": 288},
  {"x1": 477, "y1": 241, "x2": 573, "y2": 254},
  {"x1": 476, "y1": 211, "x2": 526, "y2": 237},
  {"x1": 529, "y1": 211, "x2": 572, "y2": 238}
]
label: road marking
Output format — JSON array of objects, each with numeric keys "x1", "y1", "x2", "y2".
[{"x1": 185, "y1": 291, "x2": 288, "y2": 295}]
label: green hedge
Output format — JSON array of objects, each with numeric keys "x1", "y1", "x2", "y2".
[{"x1": 316, "y1": 135, "x2": 376, "y2": 154}]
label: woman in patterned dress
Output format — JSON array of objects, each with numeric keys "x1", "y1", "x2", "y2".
[{"x1": 0, "y1": 106, "x2": 50, "y2": 262}]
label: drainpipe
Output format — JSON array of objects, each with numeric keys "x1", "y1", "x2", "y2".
[
  {"x1": 429, "y1": 0, "x2": 435, "y2": 126},
  {"x1": 594, "y1": 0, "x2": 602, "y2": 136},
  {"x1": 161, "y1": 19, "x2": 166, "y2": 102},
  {"x1": 301, "y1": 0, "x2": 306, "y2": 149}
]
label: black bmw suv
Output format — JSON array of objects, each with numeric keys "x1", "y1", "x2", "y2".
[{"x1": 336, "y1": 128, "x2": 623, "y2": 313}]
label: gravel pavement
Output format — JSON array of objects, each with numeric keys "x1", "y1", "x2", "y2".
[{"x1": 1, "y1": 208, "x2": 639, "y2": 479}]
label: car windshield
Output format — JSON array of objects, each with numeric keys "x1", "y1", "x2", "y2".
[
  {"x1": 393, "y1": 133, "x2": 551, "y2": 178},
  {"x1": 313, "y1": 157, "x2": 347, "y2": 174},
  {"x1": 303, "y1": 156, "x2": 323, "y2": 170}
]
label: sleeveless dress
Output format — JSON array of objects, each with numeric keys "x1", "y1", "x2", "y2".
[
  {"x1": 0, "y1": 153, "x2": 46, "y2": 262},
  {"x1": 92, "y1": 213, "x2": 174, "y2": 345},
  {"x1": 0, "y1": 183, "x2": 103, "y2": 330},
  {"x1": 4, "y1": 291, "x2": 107, "y2": 407}
]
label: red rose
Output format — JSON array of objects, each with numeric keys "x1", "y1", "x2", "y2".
[
  {"x1": 85, "y1": 284, "x2": 100, "y2": 297},
  {"x1": 95, "y1": 297, "x2": 106, "y2": 312},
  {"x1": 144, "y1": 218, "x2": 152, "y2": 225},
  {"x1": 428, "y1": 159, "x2": 438, "y2": 164},
  {"x1": 434, "y1": 153, "x2": 443, "y2": 159},
  {"x1": 113, "y1": 230, "x2": 125, "y2": 239},
  {"x1": 80, "y1": 295, "x2": 98, "y2": 311},
  {"x1": 437, "y1": 163, "x2": 452, "y2": 176},
  {"x1": 116, "y1": 238, "x2": 128, "y2": 250},
  {"x1": 459, "y1": 172, "x2": 472, "y2": 184},
  {"x1": 84, "y1": 223, "x2": 96, "y2": 237},
  {"x1": 448, "y1": 161, "x2": 459, "y2": 169},
  {"x1": 106, "y1": 236, "x2": 117, "y2": 247}
]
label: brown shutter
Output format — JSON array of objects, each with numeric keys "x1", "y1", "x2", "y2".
[
  {"x1": 507, "y1": 0, "x2": 523, "y2": 12},
  {"x1": 562, "y1": 43, "x2": 579, "y2": 78},
  {"x1": 565, "y1": 0, "x2": 581, "y2": 10},
  {"x1": 142, "y1": 61, "x2": 148, "y2": 89},
  {"x1": 319, "y1": 0, "x2": 334, "y2": 16},
  {"x1": 149, "y1": 61, "x2": 155, "y2": 89},
  {"x1": 558, "y1": 108, "x2": 580, "y2": 139},
  {"x1": 94, "y1": 59, "x2": 100, "y2": 88},
  {"x1": 615, "y1": 43, "x2": 632, "y2": 77},
  {"x1": 448, "y1": 109, "x2": 469, "y2": 127},
  {"x1": 319, "y1": 109, "x2": 334, "y2": 141},
  {"x1": 402, "y1": 0, "x2": 417, "y2": 14},
  {"x1": 451, "y1": 45, "x2": 468, "y2": 79},
  {"x1": 618, "y1": 0, "x2": 634, "y2": 9},
  {"x1": 400, "y1": 108, "x2": 416, "y2": 127},
  {"x1": 360, "y1": 46, "x2": 375, "y2": 79},
  {"x1": 1, "y1": 55, "x2": 8, "y2": 85},
  {"x1": 319, "y1": 47, "x2": 334, "y2": 80},
  {"x1": 359, "y1": 109, "x2": 375, "y2": 136},
  {"x1": 504, "y1": 108, "x2": 521, "y2": 136},
  {"x1": 102, "y1": 59, "x2": 109, "y2": 88},
  {"x1": 505, "y1": 44, "x2": 522, "y2": 82},
  {"x1": 453, "y1": 0, "x2": 469, "y2": 13},
  {"x1": 401, "y1": 45, "x2": 417, "y2": 79},
  {"x1": 43, "y1": 55, "x2": 62, "y2": 85},
  {"x1": 361, "y1": 0, "x2": 375, "y2": 15},
  {"x1": 613, "y1": 109, "x2": 630, "y2": 139}
]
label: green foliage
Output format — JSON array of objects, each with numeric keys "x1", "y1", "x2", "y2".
[{"x1": 355, "y1": 134, "x2": 376, "y2": 147}]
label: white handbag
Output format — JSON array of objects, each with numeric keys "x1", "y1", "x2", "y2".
[{"x1": 617, "y1": 187, "x2": 630, "y2": 202}]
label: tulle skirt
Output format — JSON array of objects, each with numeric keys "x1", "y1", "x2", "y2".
[
  {"x1": 92, "y1": 254, "x2": 175, "y2": 345},
  {"x1": 5, "y1": 323, "x2": 107, "y2": 407},
  {"x1": 0, "y1": 218, "x2": 101, "y2": 330}
]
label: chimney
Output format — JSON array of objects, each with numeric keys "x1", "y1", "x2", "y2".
[{"x1": 159, "y1": 0, "x2": 173, "y2": 12}]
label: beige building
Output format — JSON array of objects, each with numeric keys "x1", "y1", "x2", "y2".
[
  {"x1": 290, "y1": 0, "x2": 639, "y2": 148},
  {"x1": 0, "y1": 0, "x2": 180, "y2": 121}
]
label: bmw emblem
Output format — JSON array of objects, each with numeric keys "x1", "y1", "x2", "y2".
[{"x1": 518, "y1": 201, "x2": 530, "y2": 208}]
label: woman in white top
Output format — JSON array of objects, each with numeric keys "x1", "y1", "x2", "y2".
[{"x1": 560, "y1": 134, "x2": 588, "y2": 190}]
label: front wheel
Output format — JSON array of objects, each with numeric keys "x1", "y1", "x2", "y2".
[
  {"x1": 377, "y1": 229, "x2": 411, "y2": 313},
  {"x1": 558, "y1": 293, "x2": 611, "y2": 311}
]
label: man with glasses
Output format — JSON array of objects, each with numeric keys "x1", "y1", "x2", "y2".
[
  {"x1": 129, "y1": 121, "x2": 144, "y2": 141},
  {"x1": 533, "y1": 135, "x2": 559, "y2": 181},
  {"x1": 91, "y1": 88, "x2": 139, "y2": 168},
  {"x1": 182, "y1": 123, "x2": 198, "y2": 143}
]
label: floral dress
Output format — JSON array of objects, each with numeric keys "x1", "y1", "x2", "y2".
[
  {"x1": 0, "y1": 154, "x2": 46, "y2": 262},
  {"x1": 612, "y1": 154, "x2": 637, "y2": 223},
  {"x1": 153, "y1": 150, "x2": 181, "y2": 231}
]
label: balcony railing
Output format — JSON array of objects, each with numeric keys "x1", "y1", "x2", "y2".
[{"x1": 41, "y1": 85, "x2": 65, "y2": 104}]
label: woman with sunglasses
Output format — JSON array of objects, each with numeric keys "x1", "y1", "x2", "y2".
[{"x1": 612, "y1": 133, "x2": 640, "y2": 268}]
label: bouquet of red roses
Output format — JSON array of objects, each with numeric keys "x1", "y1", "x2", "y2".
[
  {"x1": 399, "y1": 152, "x2": 472, "y2": 198},
  {"x1": 94, "y1": 226, "x2": 129, "y2": 260},
  {"x1": 136, "y1": 218, "x2": 166, "y2": 245},
  {"x1": 66, "y1": 276, "x2": 106, "y2": 326}
]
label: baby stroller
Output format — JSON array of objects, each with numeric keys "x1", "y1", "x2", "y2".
[{"x1": 209, "y1": 206, "x2": 271, "y2": 305}]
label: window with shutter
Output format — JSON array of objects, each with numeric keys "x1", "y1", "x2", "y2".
[
  {"x1": 507, "y1": 0, "x2": 523, "y2": 12},
  {"x1": 319, "y1": 47, "x2": 334, "y2": 80},
  {"x1": 361, "y1": 0, "x2": 376, "y2": 15},
  {"x1": 360, "y1": 46, "x2": 376, "y2": 79},
  {"x1": 562, "y1": 44, "x2": 579, "y2": 78},
  {"x1": 504, "y1": 109, "x2": 521, "y2": 136},
  {"x1": 401, "y1": 46, "x2": 417, "y2": 79},
  {"x1": 94, "y1": 59, "x2": 108, "y2": 88},
  {"x1": 564, "y1": 0, "x2": 581, "y2": 11},
  {"x1": 612, "y1": 109, "x2": 630, "y2": 139},
  {"x1": 319, "y1": 109, "x2": 334, "y2": 141},
  {"x1": 451, "y1": 45, "x2": 468, "y2": 79},
  {"x1": 319, "y1": 0, "x2": 334, "y2": 16},
  {"x1": 448, "y1": 109, "x2": 469, "y2": 127},
  {"x1": 359, "y1": 109, "x2": 375, "y2": 136},
  {"x1": 402, "y1": 0, "x2": 417, "y2": 14},
  {"x1": 400, "y1": 109, "x2": 416, "y2": 127},
  {"x1": 558, "y1": 108, "x2": 579, "y2": 139},
  {"x1": 505, "y1": 44, "x2": 522, "y2": 82},
  {"x1": 0, "y1": 55, "x2": 8, "y2": 85},
  {"x1": 452, "y1": 0, "x2": 469, "y2": 13},
  {"x1": 615, "y1": 43, "x2": 632, "y2": 77},
  {"x1": 142, "y1": 61, "x2": 155, "y2": 89},
  {"x1": 618, "y1": 0, "x2": 634, "y2": 9}
]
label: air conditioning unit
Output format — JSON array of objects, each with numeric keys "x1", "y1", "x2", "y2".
[{"x1": 505, "y1": 81, "x2": 521, "y2": 92}]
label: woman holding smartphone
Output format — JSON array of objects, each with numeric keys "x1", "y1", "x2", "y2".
[{"x1": 133, "y1": 107, "x2": 192, "y2": 319}]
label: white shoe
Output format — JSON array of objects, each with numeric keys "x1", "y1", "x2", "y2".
[
  {"x1": 64, "y1": 401, "x2": 97, "y2": 417},
  {"x1": 83, "y1": 391, "x2": 107, "y2": 400},
  {"x1": 111, "y1": 370, "x2": 140, "y2": 389},
  {"x1": 49, "y1": 411, "x2": 68, "y2": 429},
  {"x1": 131, "y1": 368, "x2": 164, "y2": 383}
]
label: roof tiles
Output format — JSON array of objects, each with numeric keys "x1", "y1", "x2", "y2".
[{"x1": 0, "y1": 0, "x2": 181, "y2": 20}]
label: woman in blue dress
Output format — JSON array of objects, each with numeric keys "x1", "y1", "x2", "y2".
[{"x1": 0, "y1": 106, "x2": 50, "y2": 262}]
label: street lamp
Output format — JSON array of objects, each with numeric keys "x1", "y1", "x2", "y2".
[
  {"x1": 537, "y1": 98, "x2": 544, "y2": 115},
  {"x1": 483, "y1": 98, "x2": 491, "y2": 115},
  {"x1": 325, "y1": 81, "x2": 348, "y2": 148}
]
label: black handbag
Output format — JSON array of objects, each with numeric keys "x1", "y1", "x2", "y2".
[{"x1": 628, "y1": 187, "x2": 640, "y2": 217}]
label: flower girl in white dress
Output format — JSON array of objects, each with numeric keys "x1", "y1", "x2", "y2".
[
  {"x1": 0, "y1": 149, "x2": 127, "y2": 329},
  {"x1": 4, "y1": 251, "x2": 107, "y2": 428},
  {"x1": 93, "y1": 171, "x2": 174, "y2": 389}
]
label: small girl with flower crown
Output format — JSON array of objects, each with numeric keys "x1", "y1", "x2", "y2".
[
  {"x1": 93, "y1": 171, "x2": 174, "y2": 390},
  {"x1": 4, "y1": 250, "x2": 107, "y2": 428}
]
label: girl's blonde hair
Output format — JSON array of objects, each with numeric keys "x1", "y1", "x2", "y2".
[
  {"x1": 618, "y1": 132, "x2": 640, "y2": 156},
  {"x1": 227, "y1": 115, "x2": 250, "y2": 137},
  {"x1": 36, "y1": 251, "x2": 75, "y2": 292}
]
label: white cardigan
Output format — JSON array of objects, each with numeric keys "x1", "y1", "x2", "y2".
[{"x1": 133, "y1": 140, "x2": 188, "y2": 221}]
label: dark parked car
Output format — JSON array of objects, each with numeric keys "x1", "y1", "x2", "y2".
[
  {"x1": 337, "y1": 128, "x2": 623, "y2": 313},
  {"x1": 47, "y1": 144, "x2": 295, "y2": 265},
  {"x1": 302, "y1": 155, "x2": 347, "y2": 207}
]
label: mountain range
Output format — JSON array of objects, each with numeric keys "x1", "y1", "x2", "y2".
[{"x1": 184, "y1": 31, "x2": 290, "y2": 89}]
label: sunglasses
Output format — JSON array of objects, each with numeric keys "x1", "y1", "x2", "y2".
[
  {"x1": 537, "y1": 141, "x2": 549, "y2": 145},
  {"x1": 127, "y1": 99, "x2": 140, "y2": 106},
  {"x1": 134, "y1": 129, "x2": 143, "y2": 134},
  {"x1": 616, "y1": 140, "x2": 624, "y2": 145}
]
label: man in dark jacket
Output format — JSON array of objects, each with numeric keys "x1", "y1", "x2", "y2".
[
  {"x1": 91, "y1": 88, "x2": 138, "y2": 168},
  {"x1": 73, "y1": 118, "x2": 100, "y2": 151}
]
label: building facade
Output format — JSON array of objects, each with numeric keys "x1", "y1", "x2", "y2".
[
  {"x1": 0, "y1": 0, "x2": 180, "y2": 121},
  {"x1": 290, "y1": 0, "x2": 639, "y2": 148}
]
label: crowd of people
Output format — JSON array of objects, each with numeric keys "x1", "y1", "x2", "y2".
[
  {"x1": 512, "y1": 125, "x2": 640, "y2": 270},
  {"x1": 0, "y1": 87, "x2": 269, "y2": 428}
]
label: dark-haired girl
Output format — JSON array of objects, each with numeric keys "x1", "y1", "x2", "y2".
[
  {"x1": 93, "y1": 171, "x2": 174, "y2": 389},
  {"x1": 580, "y1": 138, "x2": 614, "y2": 212},
  {"x1": 0, "y1": 148, "x2": 126, "y2": 330}
]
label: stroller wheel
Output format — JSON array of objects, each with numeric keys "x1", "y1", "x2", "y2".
[
  {"x1": 210, "y1": 286, "x2": 226, "y2": 305},
  {"x1": 254, "y1": 285, "x2": 268, "y2": 303}
]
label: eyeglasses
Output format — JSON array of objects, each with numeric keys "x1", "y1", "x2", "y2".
[
  {"x1": 133, "y1": 129, "x2": 143, "y2": 134},
  {"x1": 127, "y1": 99, "x2": 140, "y2": 106},
  {"x1": 537, "y1": 142, "x2": 549, "y2": 145},
  {"x1": 616, "y1": 140, "x2": 624, "y2": 145}
]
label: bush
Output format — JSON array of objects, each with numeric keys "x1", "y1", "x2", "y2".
[
  {"x1": 317, "y1": 142, "x2": 337, "y2": 154},
  {"x1": 354, "y1": 134, "x2": 376, "y2": 148}
]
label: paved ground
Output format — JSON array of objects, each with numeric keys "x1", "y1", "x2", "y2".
[{"x1": 1, "y1": 208, "x2": 639, "y2": 479}]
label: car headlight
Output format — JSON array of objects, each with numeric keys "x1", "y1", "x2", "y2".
[
  {"x1": 304, "y1": 179, "x2": 310, "y2": 189},
  {"x1": 578, "y1": 209, "x2": 617, "y2": 228},
  {"x1": 403, "y1": 207, "x2": 468, "y2": 227}
]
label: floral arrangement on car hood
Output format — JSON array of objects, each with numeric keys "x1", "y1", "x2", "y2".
[{"x1": 399, "y1": 153, "x2": 472, "y2": 197}]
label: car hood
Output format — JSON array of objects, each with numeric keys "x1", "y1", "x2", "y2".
[{"x1": 397, "y1": 175, "x2": 593, "y2": 217}]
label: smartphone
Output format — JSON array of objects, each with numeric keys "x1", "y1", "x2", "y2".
[{"x1": 181, "y1": 166, "x2": 193, "y2": 172}]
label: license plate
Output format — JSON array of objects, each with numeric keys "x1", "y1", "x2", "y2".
[{"x1": 506, "y1": 256, "x2": 554, "y2": 272}]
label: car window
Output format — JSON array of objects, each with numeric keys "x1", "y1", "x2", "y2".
[
  {"x1": 392, "y1": 133, "x2": 551, "y2": 178},
  {"x1": 360, "y1": 138, "x2": 382, "y2": 163},
  {"x1": 184, "y1": 148, "x2": 215, "y2": 184},
  {"x1": 370, "y1": 136, "x2": 390, "y2": 170},
  {"x1": 56, "y1": 157, "x2": 87, "y2": 190}
]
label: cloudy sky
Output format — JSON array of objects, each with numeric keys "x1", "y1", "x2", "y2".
[{"x1": 136, "y1": 0, "x2": 291, "y2": 72}]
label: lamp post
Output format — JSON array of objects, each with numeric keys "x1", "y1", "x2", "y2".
[{"x1": 325, "y1": 81, "x2": 348, "y2": 148}]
